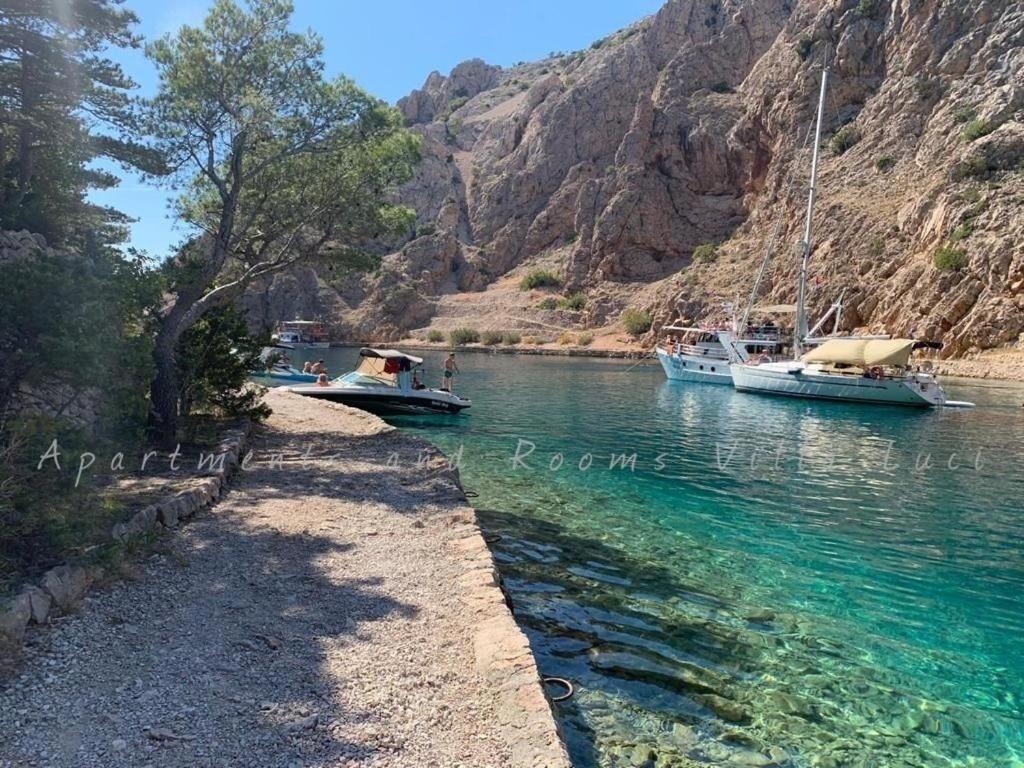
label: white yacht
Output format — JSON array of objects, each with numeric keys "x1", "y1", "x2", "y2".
[
  {"x1": 286, "y1": 348, "x2": 471, "y2": 415},
  {"x1": 731, "y1": 338, "x2": 959, "y2": 407},
  {"x1": 656, "y1": 323, "x2": 784, "y2": 384},
  {"x1": 728, "y1": 66, "x2": 972, "y2": 409}
]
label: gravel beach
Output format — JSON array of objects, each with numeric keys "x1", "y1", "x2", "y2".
[{"x1": 0, "y1": 390, "x2": 567, "y2": 768}]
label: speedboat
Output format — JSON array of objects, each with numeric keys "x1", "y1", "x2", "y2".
[
  {"x1": 285, "y1": 348, "x2": 471, "y2": 415},
  {"x1": 250, "y1": 345, "x2": 319, "y2": 387}
]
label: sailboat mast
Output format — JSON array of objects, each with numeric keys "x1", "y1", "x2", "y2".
[{"x1": 794, "y1": 65, "x2": 829, "y2": 357}]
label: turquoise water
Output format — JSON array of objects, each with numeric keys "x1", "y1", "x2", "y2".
[{"x1": 297, "y1": 349, "x2": 1024, "y2": 767}]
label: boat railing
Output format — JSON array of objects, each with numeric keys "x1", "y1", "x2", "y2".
[{"x1": 669, "y1": 343, "x2": 729, "y2": 359}]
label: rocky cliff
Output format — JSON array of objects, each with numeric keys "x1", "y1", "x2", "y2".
[{"x1": 256, "y1": 0, "x2": 1024, "y2": 359}]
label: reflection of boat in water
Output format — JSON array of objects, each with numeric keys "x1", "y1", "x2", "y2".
[
  {"x1": 286, "y1": 348, "x2": 471, "y2": 415},
  {"x1": 250, "y1": 345, "x2": 318, "y2": 387},
  {"x1": 271, "y1": 320, "x2": 330, "y2": 348}
]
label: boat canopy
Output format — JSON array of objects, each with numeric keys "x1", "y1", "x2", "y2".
[
  {"x1": 359, "y1": 347, "x2": 424, "y2": 365},
  {"x1": 801, "y1": 338, "x2": 918, "y2": 368}
]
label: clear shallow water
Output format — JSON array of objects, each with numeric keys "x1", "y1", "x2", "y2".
[{"x1": 297, "y1": 349, "x2": 1024, "y2": 767}]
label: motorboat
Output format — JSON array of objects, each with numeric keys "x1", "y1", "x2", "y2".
[
  {"x1": 285, "y1": 348, "x2": 471, "y2": 415},
  {"x1": 726, "y1": 65, "x2": 972, "y2": 408},
  {"x1": 250, "y1": 346, "x2": 319, "y2": 387}
]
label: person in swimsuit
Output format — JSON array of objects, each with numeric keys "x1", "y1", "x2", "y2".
[{"x1": 441, "y1": 352, "x2": 459, "y2": 392}]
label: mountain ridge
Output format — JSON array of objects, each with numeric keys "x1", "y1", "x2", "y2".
[{"x1": 244, "y1": 0, "x2": 1023, "y2": 362}]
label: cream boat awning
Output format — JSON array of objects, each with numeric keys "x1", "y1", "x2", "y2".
[{"x1": 801, "y1": 339, "x2": 917, "y2": 367}]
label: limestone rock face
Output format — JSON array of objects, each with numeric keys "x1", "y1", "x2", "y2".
[
  {"x1": 262, "y1": 0, "x2": 1024, "y2": 356},
  {"x1": 398, "y1": 59, "x2": 502, "y2": 125}
]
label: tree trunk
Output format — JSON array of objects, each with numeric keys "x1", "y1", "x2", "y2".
[{"x1": 149, "y1": 322, "x2": 182, "y2": 441}]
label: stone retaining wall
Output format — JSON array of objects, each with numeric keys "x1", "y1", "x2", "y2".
[{"x1": 0, "y1": 422, "x2": 252, "y2": 659}]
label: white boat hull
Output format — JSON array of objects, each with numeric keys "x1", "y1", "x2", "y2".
[
  {"x1": 730, "y1": 362, "x2": 947, "y2": 407},
  {"x1": 656, "y1": 347, "x2": 732, "y2": 385}
]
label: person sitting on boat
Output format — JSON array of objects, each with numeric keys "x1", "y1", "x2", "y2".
[
  {"x1": 302, "y1": 361, "x2": 313, "y2": 373},
  {"x1": 441, "y1": 353, "x2": 460, "y2": 392},
  {"x1": 311, "y1": 359, "x2": 327, "y2": 375},
  {"x1": 316, "y1": 373, "x2": 329, "y2": 387}
]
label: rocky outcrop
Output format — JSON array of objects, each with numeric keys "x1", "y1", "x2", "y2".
[{"x1": 263, "y1": 0, "x2": 1023, "y2": 356}]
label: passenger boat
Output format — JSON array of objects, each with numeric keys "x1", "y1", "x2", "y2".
[
  {"x1": 272, "y1": 320, "x2": 330, "y2": 348},
  {"x1": 285, "y1": 348, "x2": 471, "y2": 415},
  {"x1": 728, "y1": 65, "x2": 971, "y2": 408},
  {"x1": 656, "y1": 323, "x2": 784, "y2": 384}
]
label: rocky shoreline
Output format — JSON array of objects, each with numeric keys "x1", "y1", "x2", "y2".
[{"x1": 0, "y1": 390, "x2": 569, "y2": 767}]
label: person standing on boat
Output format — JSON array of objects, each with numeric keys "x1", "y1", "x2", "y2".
[{"x1": 442, "y1": 353, "x2": 460, "y2": 392}]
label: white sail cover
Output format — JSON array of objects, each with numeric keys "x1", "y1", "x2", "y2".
[{"x1": 801, "y1": 339, "x2": 917, "y2": 367}]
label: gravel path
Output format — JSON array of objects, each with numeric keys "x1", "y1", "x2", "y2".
[{"x1": 0, "y1": 391, "x2": 556, "y2": 768}]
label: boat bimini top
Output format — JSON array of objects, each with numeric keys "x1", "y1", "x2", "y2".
[
  {"x1": 338, "y1": 348, "x2": 425, "y2": 388},
  {"x1": 800, "y1": 338, "x2": 922, "y2": 369}
]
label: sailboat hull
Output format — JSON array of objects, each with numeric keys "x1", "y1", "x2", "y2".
[{"x1": 730, "y1": 363, "x2": 946, "y2": 407}]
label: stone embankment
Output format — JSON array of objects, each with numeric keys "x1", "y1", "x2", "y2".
[{"x1": 0, "y1": 390, "x2": 569, "y2": 768}]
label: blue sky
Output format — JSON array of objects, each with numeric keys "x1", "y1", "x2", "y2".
[{"x1": 93, "y1": 0, "x2": 664, "y2": 257}]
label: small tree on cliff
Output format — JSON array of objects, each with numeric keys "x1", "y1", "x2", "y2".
[{"x1": 144, "y1": 0, "x2": 417, "y2": 437}]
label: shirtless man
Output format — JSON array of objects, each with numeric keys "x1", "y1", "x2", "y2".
[{"x1": 441, "y1": 353, "x2": 459, "y2": 392}]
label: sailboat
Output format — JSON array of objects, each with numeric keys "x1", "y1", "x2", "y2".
[{"x1": 728, "y1": 66, "x2": 973, "y2": 408}]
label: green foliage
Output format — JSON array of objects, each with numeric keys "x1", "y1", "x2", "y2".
[
  {"x1": 427, "y1": 330, "x2": 445, "y2": 343},
  {"x1": 953, "y1": 104, "x2": 976, "y2": 124},
  {"x1": 537, "y1": 297, "x2": 559, "y2": 310},
  {"x1": 958, "y1": 187, "x2": 982, "y2": 204},
  {"x1": 146, "y1": 0, "x2": 420, "y2": 293},
  {"x1": 143, "y1": 0, "x2": 420, "y2": 434},
  {"x1": 951, "y1": 155, "x2": 991, "y2": 181},
  {"x1": 557, "y1": 293, "x2": 587, "y2": 311},
  {"x1": 520, "y1": 269, "x2": 562, "y2": 290},
  {"x1": 0, "y1": 247, "x2": 157, "y2": 428},
  {"x1": 481, "y1": 330, "x2": 504, "y2": 346},
  {"x1": 446, "y1": 117, "x2": 464, "y2": 141},
  {"x1": 176, "y1": 306, "x2": 271, "y2": 421},
  {"x1": 501, "y1": 332, "x2": 522, "y2": 345},
  {"x1": 795, "y1": 35, "x2": 814, "y2": 61},
  {"x1": 692, "y1": 242, "x2": 718, "y2": 262},
  {"x1": 0, "y1": 1, "x2": 163, "y2": 247},
  {"x1": 565, "y1": 232, "x2": 578, "y2": 244},
  {"x1": 449, "y1": 328, "x2": 480, "y2": 346},
  {"x1": 444, "y1": 96, "x2": 469, "y2": 118},
  {"x1": 416, "y1": 223, "x2": 437, "y2": 238},
  {"x1": 710, "y1": 81, "x2": 734, "y2": 94},
  {"x1": 830, "y1": 125, "x2": 861, "y2": 155},
  {"x1": 867, "y1": 235, "x2": 886, "y2": 257},
  {"x1": 590, "y1": 37, "x2": 607, "y2": 49},
  {"x1": 962, "y1": 118, "x2": 994, "y2": 141},
  {"x1": 558, "y1": 332, "x2": 575, "y2": 345},
  {"x1": 621, "y1": 309, "x2": 653, "y2": 336},
  {"x1": 855, "y1": 0, "x2": 881, "y2": 18},
  {"x1": 913, "y1": 78, "x2": 940, "y2": 102},
  {"x1": 933, "y1": 244, "x2": 968, "y2": 271},
  {"x1": 949, "y1": 222, "x2": 973, "y2": 242},
  {"x1": 875, "y1": 155, "x2": 896, "y2": 172},
  {"x1": 577, "y1": 332, "x2": 594, "y2": 346}
]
